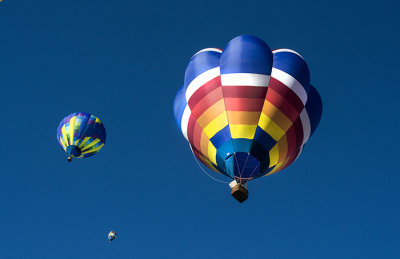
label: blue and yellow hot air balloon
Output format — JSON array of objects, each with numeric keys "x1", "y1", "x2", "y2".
[
  {"x1": 57, "y1": 112, "x2": 106, "y2": 162},
  {"x1": 173, "y1": 35, "x2": 322, "y2": 202}
]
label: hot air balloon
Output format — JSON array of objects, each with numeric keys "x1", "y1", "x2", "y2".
[
  {"x1": 108, "y1": 231, "x2": 117, "y2": 242},
  {"x1": 57, "y1": 112, "x2": 106, "y2": 162},
  {"x1": 173, "y1": 35, "x2": 322, "y2": 203}
]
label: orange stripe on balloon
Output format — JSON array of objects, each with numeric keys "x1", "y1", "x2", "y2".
[
  {"x1": 277, "y1": 135, "x2": 288, "y2": 163},
  {"x1": 197, "y1": 99, "x2": 226, "y2": 128},
  {"x1": 261, "y1": 101, "x2": 293, "y2": 133},
  {"x1": 192, "y1": 120, "x2": 203, "y2": 151},
  {"x1": 200, "y1": 131, "x2": 210, "y2": 157},
  {"x1": 191, "y1": 87, "x2": 224, "y2": 118},
  {"x1": 227, "y1": 111, "x2": 260, "y2": 125}
]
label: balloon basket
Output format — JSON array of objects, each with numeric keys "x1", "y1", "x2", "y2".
[{"x1": 230, "y1": 182, "x2": 248, "y2": 203}]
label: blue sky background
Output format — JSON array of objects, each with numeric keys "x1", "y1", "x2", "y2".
[{"x1": 1, "y1": 0, "x2": 399, "y2": 258}]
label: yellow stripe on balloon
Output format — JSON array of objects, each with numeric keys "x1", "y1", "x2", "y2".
[
  {"x1": 207, "y1": 162, "x2": 219, "y2": 173},
  {"x1": 230, "y1": 124, "x2": 257, "y2": 139},
  {"x1": 201, "y1": 154, "x2": 219, "y2": 173},
  {"x1": 226, "y1": 111, "x2": 260, "y2": 125},
  {"x1": 73, "y1": 117, "x2": 82, "y2": 146},
  {"x1": 258, "y1": 113, "x2": 285, "y2": 141},
  {"x1": 81, "y1": 143, "x2": 104, "y2": 154},
  {"x1": 78, "y1": 137, "x2": 91, "y2": 148},
  {"x1": 197, "y1": 133, "x2": 220, "y2": 172},
  {"x1": 62, "y1": 125, "x2": 69, "y2": 147},
  {"x1": 200, "y1": 131, "x2": 209, "y2": 157},
  {"x1": 69, "y1": 117, "x2": 76, "y2": 145},
  {"x1": 262, "y1": 101, "x2": 293, "y2": 132},
  {"x1": 266, "y1": 156, "x2": 290, "y2": 175},
  {"x1": 95, "y1": 117, "x2": 101, "y2": 124},
  {"x1": 81, "y1": 138, "x2": 100, "y2": 151},
  {"x1": 197, "y1": 99, "x2": 225, "y2": 129},
  {"x1": 207, "y1": 142, "x2": 217, "y2": 165},
  {"x1": 277, "y1": 135, "x2": 288, "y2": 163},
  {"x1": 196, "y1": 150, "x2": 222, "y2": 175},
  {"x1": 59, "y1": 137, "x2": 66, "y2": 150},
  {"x1": 268, "y1": 143, "x2": 280, "y2": 168},
  {"x1": 203, "y1": 112, "x2": 228, "y2": 138}
]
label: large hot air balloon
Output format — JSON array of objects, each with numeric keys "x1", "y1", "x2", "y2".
[
  {"x1": 173, "y1": 35, "x2": 322, "y2": 202},
  {"x1": 57, "y1": 112, "x2": 106, "y2": 162}
]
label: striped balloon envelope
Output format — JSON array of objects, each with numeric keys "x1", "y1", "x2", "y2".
[
  {"x1": 57, "y1": 112, "x2": 106, "y2": 161},
  {"x1": 173, "y1": 35, "x2": 322, "y2": 182}
]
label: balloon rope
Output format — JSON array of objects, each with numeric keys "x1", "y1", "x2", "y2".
[
  {"x1": 233, "y1": 151, "x2": 244, "y2": 182},
  {"x1": 238, "y1": 153, "x2": 250, "y2": 180},
  {"x1": 189, "y1": 144, "x2": 230, "y2": 184},
  {"x1": 247, "y1": 163, "x2": 259, "y2": 180}
]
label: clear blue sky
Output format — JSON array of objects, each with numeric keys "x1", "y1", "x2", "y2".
[{"x1": 0, "y1": 0, "x2": 399, "y2": 258}]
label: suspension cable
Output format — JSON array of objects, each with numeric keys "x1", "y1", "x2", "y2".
[{"x1": 189, "y1": 144, "x2": 230, "y2": 184}]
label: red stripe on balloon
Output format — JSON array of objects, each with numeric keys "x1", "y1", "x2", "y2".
[
  {"x1": 187, "y1": 115, "x2": 196, "y2": 146},
  {"x1": 190, "y1": 87, "x2": 224, "y2": 118},
  {"x1": 285, "y1": 126, "x2": 298, "y2": 159},
  {"x1": 268, "y1": 78, "x2": 304, "y2": 113},
  {"x1": 224, "y1": 97, "x2": 265, "y2": 111},
  {"x1": 192, "y1": 120, "x2": 203, "y2": 151},
  {"x1": 222, "y1": 85, "x2": 267, "y2": 99},
  {"x1": 188, "y1": 76, "x2": 221, "y2": 109},
  {"x1": 292, "y1": 118, "x2": 304, "y2": 151},
  {"x1": 266, "y1": 88, "x2": 300, "y2": 122}
]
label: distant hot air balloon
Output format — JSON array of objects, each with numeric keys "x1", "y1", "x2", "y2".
[
  {"x1": 57, "y1": 112, "x2": 106, "y2": 162},
  {"x1": 108, "y1": 231, "x2": 116, "y2": 242},
  {"x1": 173, "y1": 35, "x2": 322, "y2": 203}
]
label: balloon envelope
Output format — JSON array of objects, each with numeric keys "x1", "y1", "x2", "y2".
[
  {"x1": 173, "y1": 35, "x2": 322, "y2": 181},
  {"x1": 57, "y1": 112, "x2": 106, "y2": 159},
  {"x1": 108, "y1": 231, "x2": 116, "y2": 241}
]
